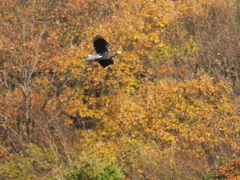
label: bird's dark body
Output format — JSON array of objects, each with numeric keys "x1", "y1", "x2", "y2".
[{"x1": 96, "y1": 51, "x2": 118, "y2": 67}]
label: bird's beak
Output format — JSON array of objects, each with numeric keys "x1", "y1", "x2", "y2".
[{"x1": 117, "y1": 51, "x2": 122, "y2": 54}]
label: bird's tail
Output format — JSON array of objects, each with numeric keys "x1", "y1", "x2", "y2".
[{"x1": 84, "y1": 54, "x2": 102, "y2": 62}]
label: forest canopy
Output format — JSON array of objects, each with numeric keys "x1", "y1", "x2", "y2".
[{"x1": 0, "y1": 0, "x2": 239, "y2": 179}]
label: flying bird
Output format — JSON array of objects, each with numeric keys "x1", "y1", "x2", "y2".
[{"x1": 84, "y1": 36, "x2": 122, "y2": 68}]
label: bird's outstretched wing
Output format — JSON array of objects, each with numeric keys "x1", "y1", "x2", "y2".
[
  {"x1": 97, "y1": 59, "x2": 114, "y2": 68},
  {"x1": 93, "y1": 35, "x2": 110, "y2": 54}
]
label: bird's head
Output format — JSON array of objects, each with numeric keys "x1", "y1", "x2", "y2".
[{"x1": 117, "y1": 51, "x2": 122, "y2": 54}]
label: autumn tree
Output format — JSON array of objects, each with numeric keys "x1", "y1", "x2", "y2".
[{"x1": 0, "y1": 0, "x2": 239, "y2": 179}]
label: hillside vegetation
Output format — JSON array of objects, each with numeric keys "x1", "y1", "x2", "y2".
[{"x1": 0, "y1": 0, "x2": 239, "y2": 179}]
